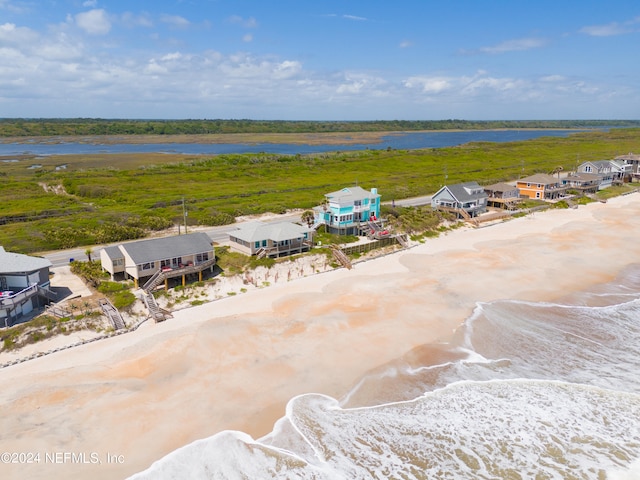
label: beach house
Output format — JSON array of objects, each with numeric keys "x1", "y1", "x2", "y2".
[
  {"x1": 100, "y1": 232, "x2": 215, "y2": 290},
  {"x1": 577, "y1": 161, "x2": 614, "y2": 189},
  {"x1": 516, "y1": 174, "x2": 567, "y2": 200},
  {"x1": 0, "y1": 247, "x2": 56, "y2": 327},
  {"x1": 562, "y1": 172, "x2": 601, "y2": 194},
  {"x1": 314, "y1": 186, "x2": 382, "y2": 235},
  {"x1": 228, "y1": 221, "x2": 313, "y2": 258},
  {"x1": 614, "y1": 153, "x2": 640, "y2": 182},
  {"x1": 483, "y1": 182, "x2": 521, "y2": 210},
  {"x1": 431, "y1": 182, "x2": 488, "y2": 219}
]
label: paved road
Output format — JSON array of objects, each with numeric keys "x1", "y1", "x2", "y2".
[
  {"x1": 42, "y1": 212, "x2": 303, "y2": 268},
  {"x1": 42, "y1": 198, "x2": 432, "y2": 268}
]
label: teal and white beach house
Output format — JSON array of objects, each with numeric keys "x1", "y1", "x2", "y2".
[{"x1": 314, "y1": 186, "x2": 381, "y2": 235}]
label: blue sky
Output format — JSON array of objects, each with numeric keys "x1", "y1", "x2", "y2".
[{"x1": 1, "y1": 0, "x2": 639, "y2": 120}]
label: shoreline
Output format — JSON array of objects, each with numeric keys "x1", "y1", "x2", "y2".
[
  {"x1": 1, "y1": 193, "x2": 639, "y2": 479},
  {"x1": 0, "y1": 127, "x2": 593, "y2": 147}
]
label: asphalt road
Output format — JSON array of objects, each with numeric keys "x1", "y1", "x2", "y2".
[{"x1": 42, "y1": 198, "x2": 432, "y2": 268}]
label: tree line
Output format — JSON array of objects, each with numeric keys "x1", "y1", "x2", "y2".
[{"x1": 0, "y1": 118, "x2": 638, "y2": 137}]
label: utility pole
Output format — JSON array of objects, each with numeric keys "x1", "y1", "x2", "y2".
[{"x1": 182, "y1": 196, "x2": 188, "y2": 234}]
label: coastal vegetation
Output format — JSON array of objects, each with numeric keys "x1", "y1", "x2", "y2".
[
  {"x1": 1, "y1": 119, "x2": 639, "y2": 138},
  {"x1": 0, "y1": 127, "x2": 638, "y2": 253}
]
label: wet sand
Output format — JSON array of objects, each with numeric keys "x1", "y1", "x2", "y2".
[{"x1": 0, "y1": 193, "x2": 639, "y2": 479}]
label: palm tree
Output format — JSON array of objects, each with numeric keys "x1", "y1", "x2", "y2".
[
  {"x1": 85, "y1": 248, "x2": 93, "y2": 263},
  {"x1": 301, "y1": 210, "x2": 315, "y2": 228}
]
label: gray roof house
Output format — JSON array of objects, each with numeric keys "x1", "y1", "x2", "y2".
[
  {"x1": 516, "y1": 174, "x2": 567, "y2": 200},
  {"x1": 615, "y1": 153, "x2": 640, "y2": 181},
  {"x1": 562, "y1": 172, "x2": 601, "y2": 194},
  {"x1": 313, "y1": 186, "x2": 382, "y2": 236},
  {"x1": 577, "y1": 161, "x2": 614, "y2": 189},
  {"x1": 484, "y1": 182, "x2": 521, "y2": 209},
  {"x1": 0, "y1": 247, "x2": 56, "y2": 327},
  {"x1": 431, "y1": 181, "x2": 488, "y2": 219},
  {"x1": 100, "y1": 233, "x2": 215, "y2": 290},
  {"x1": 229, "y1": 221, "x2": 313, "y2": 258}
]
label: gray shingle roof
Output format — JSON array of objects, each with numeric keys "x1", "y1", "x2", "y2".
[
  {"x1": 325, "y1": 186, "x2": 380, "y2": 204},
  {"x1": 518, "y1": 173, "x2": 559, "y2": 185},
  {"x1": 120, "y1": 233, "x2": 213, "y2": 265},
  {"x1": 484, "y1": 182, "x2": 518, "y2": 193},
  {"x1": 445, "y1": 182, "x2": 488, "y2": 202},
  {"x1": 0, "y1": 246, "x2": 52, "y2": 273},
  {"x1": 231, "y1": 221, "x2": 310, "y2": 243}
]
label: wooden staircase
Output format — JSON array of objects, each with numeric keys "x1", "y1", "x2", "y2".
[
  {"x1": 395, "y1": 234, "x2": 409, "y2": 248},
  {"x1": 142, "y1": 258, "x2": 217, "y2": 293},
  {"x1": 99, "y1": 298, "x2": 125, "y2": 330},
  {"x1": 37, "y1": 285, "x2": 58, "y2": 302},
  {"x1": 143, "y1": 293, "x2": 172, "y2": 323},
  {"x1": 330, "y1": 245, "x2": 352, "y2": 270}
]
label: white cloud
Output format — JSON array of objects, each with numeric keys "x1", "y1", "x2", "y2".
[
  {"x1": 343, "y1": 15, "x2": 367, "y2": 21},
  {"x1": 399, "y1": 40, "x2": 413, "y2": 48},
  {"x1": 75, "y1": 9, "x2": 111, "y2": 35},
  {"x1": 0, "y1": 0, "x2": 27, "y2": 14},
  {"x1": 160, "y1": 14, "x2": 190, "y2": 29},
  {"x1": 228, "y1": 15, "x2": 258, "y2": 28},
  {"x1": 82, "y1": 0, "x2": 98, "y2": 7},
  {"x1": 120, "y1": 12, "x2": 153, "y2": 28},
  {"x1": 579, "y1": 22, "x2": 631, "y2": 37},
  {"x1": 477, "y1": 37, "x2": 547, "y2": 54},
  {"x1": 242, "y1": 33, "x2": 253, "y2": 43}
]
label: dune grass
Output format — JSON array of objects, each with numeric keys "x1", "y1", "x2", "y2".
[{"x1": 0, "y1": 128, "x2": 638, "y2": 253}]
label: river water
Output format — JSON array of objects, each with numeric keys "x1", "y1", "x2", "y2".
[{"x1": 0, "y1": 129, "x2": 593, "y2": 156}]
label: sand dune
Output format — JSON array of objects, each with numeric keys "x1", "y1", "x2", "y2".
[{"x1": 0, "y1": 193, "x2": 639, "y2": 480}]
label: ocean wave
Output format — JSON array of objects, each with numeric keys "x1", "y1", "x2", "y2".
[{"x1": 132, "y1": 381, "x2": 640, "y2": 479}]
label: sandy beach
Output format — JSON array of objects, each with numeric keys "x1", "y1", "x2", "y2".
[{"x1": 1, "y1": 193, "x2": 639, "y2": 480}]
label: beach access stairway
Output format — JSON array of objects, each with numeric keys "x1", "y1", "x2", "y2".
[
  {"x1": 99, "y1": 298, "x2": 125, "y2": 330},
  {"x1": 142, "y1": 293, "x2": 172, "y2": 323},
  {"x1": 366, "y1": 219, "x2": 391, "y2": 239},
  {"x1": 330, "y1": 245, "x2": 352, "y2": 270},
  {"x1": 45, "y1": 305, "x2": 71, "y2": 319},
  {"x1": 142, "y1": 258, "x2": 217, "y2": 293},
  {"x1": 395, "y1": 233, "x2": 409, "y2": 248}
]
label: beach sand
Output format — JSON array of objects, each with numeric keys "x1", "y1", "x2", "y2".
[{"x1": 0, "y1": 193, "x2": 639, "y2": 479}]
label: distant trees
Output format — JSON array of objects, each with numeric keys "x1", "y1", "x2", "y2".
[{"x1": 1, "y1": 118, "x2": 638, "y2": 138}]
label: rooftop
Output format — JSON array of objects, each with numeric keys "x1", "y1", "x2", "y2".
[
  {"x1": 231, "y1": 221, "x2": 311, "y2": 243},
  {"x1": 0, "y1": 246, "x2": 52, "y2": 274}
]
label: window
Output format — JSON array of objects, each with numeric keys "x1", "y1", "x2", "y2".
[
  {"x1": 255, "y1": 241, "x2": 260, "y2": 249},
  {"x1": 139, "y1": 262, "x2": 155, "y2": 271},
  {"x1": 196, "y1": 253, "x2": 209, "y2": 262},
  {"x1": 262, "y1": 240, "x2": 267, "y2": 247}
]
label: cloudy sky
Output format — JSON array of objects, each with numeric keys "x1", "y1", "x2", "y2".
[{"x1": 1, "y1": 0, "x2": 639, "y2": 120}]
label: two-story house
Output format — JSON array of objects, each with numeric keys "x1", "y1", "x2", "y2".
[
  {"x1": 483, "y1": 182, "x2": 521, "y2": 210},
  {"x1": 0, "y1": 246, "x2": 56, "y2": 327},
  {"x1": 516, "y1": 174, "x2": 567, "y2": 200},
  {"x1": 562, "y1": 172, "x2": 601, "y2": 194},
  {"x1": 314, "y1": 186, "x2": 381, "y2": 235},
  {"x1": 431, "y1": 181, "x2": 488, "y2": 219},
  {"x1": 614, "y1": 153, "x2": 640, "y2": 182},
  {"x1": 577, "y1": 161, "x2": 613, "y2": 189}
]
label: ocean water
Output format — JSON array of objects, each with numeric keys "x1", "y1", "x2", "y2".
[{"x1": 131, "y1": 265, "x2": 640, "y2": 479}]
